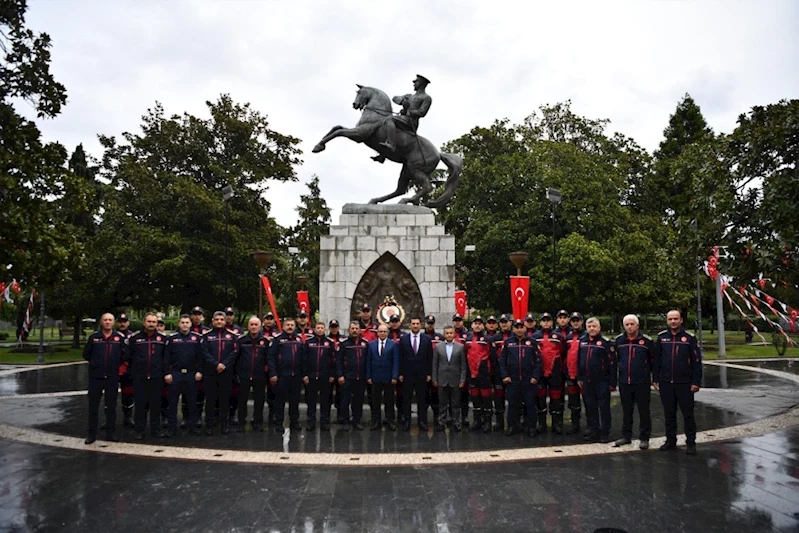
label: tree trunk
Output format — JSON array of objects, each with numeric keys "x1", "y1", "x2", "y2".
[{"x1": 72, "y1": 313, "x2": 81, "y2": 348}]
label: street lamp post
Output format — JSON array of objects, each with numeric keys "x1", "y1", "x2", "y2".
[
  {"x1": 545, "y1": 188, "x2": 562, "y2": 310},
  {"x1": 222, "y1": 185, "x2": 235, "y2": 305},
  {"x1": 250, "y1": 250, "x2": 272, "y2": 320},
  {"x1": 288, "y1": 247, "x2": 299, "y2": 305}
]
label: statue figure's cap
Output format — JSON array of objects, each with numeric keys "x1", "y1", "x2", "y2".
[{"x1": 415, "y1": 74, "x2": 431, "y2": 85}]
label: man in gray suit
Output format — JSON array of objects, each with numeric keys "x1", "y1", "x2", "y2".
[{"x1": 432, "y1": 326, "x2": 467, "y2": 432}]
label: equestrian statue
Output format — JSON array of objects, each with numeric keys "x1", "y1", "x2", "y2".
[{"x1": 312, "y1": 75, "x2": 463, "y2": 208}]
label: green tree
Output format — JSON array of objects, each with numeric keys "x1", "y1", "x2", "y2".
[
  {"x1": 1, "y1": 1, "x2": 92, "y2": 289},
  {"x1": 286, "y1": 175, "x2": 331, "y2": 315},
  {"x1": 93, "y1": 95, "x2": 302, "y2": 314}
]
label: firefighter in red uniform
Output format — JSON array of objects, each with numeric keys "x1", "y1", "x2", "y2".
[
  {"x1": 451, "y1": 313, "x2": 470, "y2": 428},
  {"x1": 358, "y1": 303, "x2": 379, "y2": 342},
  {"x1": 564, "y1": 312, "x2": 585, "y2": 434},
  {"x1": 464, "y1": 316, "x2": 496, "y2": 433},
  {"x1": 531, "y1": 313, "x2": 567, "y2": 434},
  {"x1": 424, "y1": 315, "x2": 443, "y2": 425},
  {"x1": 524, "y1": 313, "x2": 537, "y2": 337}
]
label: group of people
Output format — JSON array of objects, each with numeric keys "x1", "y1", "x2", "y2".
[{"x1": 82, "y1": 304, "x2": 702, "y2": 454}]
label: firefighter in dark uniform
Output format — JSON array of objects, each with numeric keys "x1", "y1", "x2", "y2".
[
  {"x1": 327, "y1": 319, "x2": 346, "y2": 424},
  {"x1": 464, "y1": 316, "x2": 496, "y2": 433},
  {"x1": 564, "y1": 312, "x2": 585, "y2": 434},
  {"x1": 157, "y1": 317, "x2": 171, "y2": 429},
  {"x1": 490, "y1": 314, "x2": 513, "y2": 431},
  {"x1": 268, "y1": 318, "x2": 305, "y2": 431},
  {"x1": 304, "y1": 322, "x2": 337, "y2": 431},
  {"x1": 424, "y1": 314, "x2": 443, "y2": 425},
  {"x1": 83, "y1": 313, "x2": 128, "y2": 444},
  {"x1": 336, "y1": 322, "x2": 370, "y2": 430},
  {"x1": 451, "y1": 313, "x2": 470, "y2": 428},
  {"x1": 653, "y1": 309, "x2": 702, "y2": 455},
  {"x1": 500, "y1": 319, "x2": 542, "y2": 436},
  {"x1": 578, "y1": 317, "x2": 616, "y2": 443},
  {"x1": 532, "y1": 313, "x2": 567, "y2": 434},
  {"x1": 613, "y1": 314, "x2": 654, "y2": 450},
  {"x1": 164, "y1": 314, "x2": 204, "y2": 436},
  {"x1": 186, "y1": 306, "x2": 211, "y2": 428},
  {"x1": 202, "y1": 311, "x2": 239, "y2": 435},
  {"x1": 115, "y1": 312, "x2": 135, "y2": 429},
  {"x1": 236, "y1": 316, "x2": 269, "y2": 432},
  {"x1": 224, "y1": 307, "x2": 243, "y2": 427},
  {"x1": 129, "y1": 312, "x2": 169, "y2": 440},
  {"x1": 262, "y1": 311, "x2": 280, "y2": 425}
]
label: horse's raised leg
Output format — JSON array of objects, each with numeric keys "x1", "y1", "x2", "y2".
[
  {"x1": 369, "y1": 166, "x2": 412, "y2": 204},
  {"x1": 399, "y1": 169, "x2": 433, "y2": 205},
  {"x1": 312, "y1": 125, "x2": 345, "y2": 153}
]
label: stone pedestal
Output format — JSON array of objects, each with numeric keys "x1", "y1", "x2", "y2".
[{"x1": 319, "y1": 204, "x2": 456, "y2": 327}]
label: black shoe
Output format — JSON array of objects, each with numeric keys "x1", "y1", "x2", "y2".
[
  {"x1": 205, "y1": 427, "x2": 214, "y2": 436},
  {"x1": 599, "y1": 433, "x2": 609, "y2": 444},
  {"x1": 157, "y1": 429, "x2": 169, "y2": 439},
  {"x1": 435, "y1": 424, "x2": 445, "y2": 432},
  {"x1": 189, "y1": 427, "x2": 202, "y2": 436},
  {"x1": 134, "y1": 431, "x2": 145, "y2": 441},
  {"x1": 469, "y1": 421, "x2": 483, "y2": 432},
  {"x1": 221, "y1": 424, "x2": 230, "y2": 436},
  {"x1": 371, "y1": 422, "x2": 382, "y2": 431},
  {"x1": 167, "y1": 428, "x2": 177, "y2": 438},
  {"x1": 461, "y1": 418, "x2": 470, "y2": 429},
  {"x1": 452, "y1": 424, "x2": 461, "y2": 433},
  {"x1": 290, "y1": 421, "x2": 302, "y2": 431},
  {"x1": 320, "y1": 422, "x2": 330, "y2": 431},
  {"x1": 340, "y1": 423, "x2": 351, "y2": 431},
  {"x1": 659, "y1": 441, "x2": 677, "y2": 452},
  {"x1": 584, "y1": 432, "x2": 600, "y2": 442},
  {"x1": 353, "y1": 422, "x2": 364, "y2": 431},
  {"x1": 566, "y1": 421, "x2": 581, "y2": 435},
  {"x1": 583, "y1": 428, "x2": 593, "y2": 437},
  {"x1": 505, "y1": 426, "x2": 521, "y2": 436},
  {"x1": 639, "y1": 440, "x2": 650, "y2": 450},
  {"x1": 528, "y1": 427, "x2": 537, "y2": 437},
  {"x1": 105, "y1": 434, "x2": 120, "y2": 443},
  {"x1": 252, "y1": 424, "x2": 264, "y2": 432},
  {"x1": 273, "y1": 425, "x2": 284, "y2": 434},
  {"x1": 85, "y1": 435, "x2": 96, "y2": 445},
  {"x1": 307, "y1": 422, "x2": 316, "y2": 431},
  {"x1": 418, "y1": 422, "x2": 428, "y2": 432},
  {"x1": 403, "y1": 422, "x2": 411, "y2": 431},
  {"x1": 614, "y1": 437, "x2": 632, "y2": 447},
  {"x1": 100, "y1": 421, "x2": 107, "y2": 431},
  {"x1": 686, "y1": 444, "x2": 697, "y2": 456},
  {"x1": 180, "y1": 420, "x2": 187, "y2": 429},
  {"x1": 235, "y1": 425, "x2": 245, "y2": 433},
  {"x1": 386, "y1": 421, "x2": 396, "y2": 431}
]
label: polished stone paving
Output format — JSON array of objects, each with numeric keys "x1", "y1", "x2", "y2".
[{"x1": 0, "y1": 361, "x2": 798, "y2": 532}]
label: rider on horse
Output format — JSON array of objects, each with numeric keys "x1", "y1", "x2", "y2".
[{"x1": 373, "y1": 75, "x2": 432, "y2": 163}]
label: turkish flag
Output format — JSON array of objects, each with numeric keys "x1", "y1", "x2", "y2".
[
  {"x1": 296, "y1": 291, "x2": 310, "y2": 315},
  {"x1": 260, "y1": 275, "x2": 282, "y2": 330},
  {"x1": 454, "y1": 290, "x2": 467, "y2": 317},
  {"x1": 510, "y1": 276, "x2": 530, "y2": 320}
]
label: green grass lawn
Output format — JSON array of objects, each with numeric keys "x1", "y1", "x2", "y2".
[{"x1": 0, "y1": 346, "x2": 85, "y2": 364}]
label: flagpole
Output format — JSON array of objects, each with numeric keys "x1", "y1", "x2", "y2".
[{"x1": 37, "y1": 291, "x2": 45, "y2": 363}]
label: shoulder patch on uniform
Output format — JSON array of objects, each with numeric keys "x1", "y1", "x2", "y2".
[
  {"x1": 642, "y1": 334, "x2": 652, "y2": 341},
  {"x1": 657, "y1": 329, "x2": 668, "y2": 336}
]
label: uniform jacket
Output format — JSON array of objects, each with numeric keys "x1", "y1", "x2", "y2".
[
  {"x1": 237, "y1": 332, "x2": 269, "y2": 380},
  {"x1": 165, "y1": 331, "x2": 205, "y2": 376},
  {"x1": 500, "y1": 336, "x2": 542, "y2": 383},
  {"x1": 464, "y1": 331, "x2": 494, "y2": 379},
  {"x1": 565, "y1": 329, "x2": 584, "y2": 380},
  {"x1": 304, "y1": 335, "x2": 337, "y2": 380},
  {"x1": 577, "y1": 334, "x2": 617, "y2": 386},
  {"x1": 653, "y1": 328, "x2": 702, "y2": 386},
  {"x1": 614, "y1": 333, "x2": 655, "y2": 385},
  {"x1": 532, "y1": 328, "x2": 567, "y2": 378},
  {"x1": 267, "y1": 332, "x2": 305, "y2": 378},
  {"x1": 203, "y1": 327, "x2": 239, "y2": 373},
  {"x1": 337, "y1": 336, "x2": 369, "y2": 380},
  {"x1": 128, "y1": 330, "x2": 169, "y2": 379},
  {"x1": 83, "y1": 330, "x2": 128, "y2": 379}
]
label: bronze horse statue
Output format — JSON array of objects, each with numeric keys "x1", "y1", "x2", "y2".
[{"x1": 311, "y1": 85, "x2": 463, "y2": 207}]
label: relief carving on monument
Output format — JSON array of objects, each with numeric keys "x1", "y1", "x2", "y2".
[{"x1": 350, "y1": 253, "x2": 424, "y2": 326}]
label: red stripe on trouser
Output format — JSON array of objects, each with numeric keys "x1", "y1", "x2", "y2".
[
  {"x1": 479, "y1": 389, "x2": 492, "y2": 397},
  {"x1": 550, "y1": 388, "x2": 563, "y2": 400},
  {"x1": 469, "y1": 388, "x2": 480, "y2": 397},
  {"x1": 121, "y1": 386, "x2": 134, "y2": 395},
  {"x1": 161, "y1": 385, "x2": 169, "y2": 398},
  {"x1": 492, "y1": 388, "x2": 505, "y2": 399},
  {"x1": 566, "y1": 385, "x2": 580, "y2": 394},
  {"x1": 536, "y1": 388, "x2": 547, "y2": 398}
]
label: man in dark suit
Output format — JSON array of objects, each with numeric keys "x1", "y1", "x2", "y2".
[
  {"x1": 399, "y1": 317, "x2": 434, "y2": 431},
  {"x1": 366, "y1": 324, "x2": 400, "y2": 430},
  {"x1": 432, "y1": 326, "x2": 466, "y2": 431}
]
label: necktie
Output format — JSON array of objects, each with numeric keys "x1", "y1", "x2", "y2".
[
  {"x1": 380, "y1": 341, "x2": 384, "y2": 356},
  {"x1": 413, "y1": 335, "x2": 418, "y2": 354}
]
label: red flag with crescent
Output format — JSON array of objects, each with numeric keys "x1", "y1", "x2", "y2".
[
  {"x1": 454, "y1": 290, "x2": 467, "y2": 317},
  {"x1": 260, "y1": 275, "x2": 282, "y2": 330},
  {"x1": 510, "y1": 276, "x2": 530, "y2": 320},
  {"x1": 296, "y1": 291, "x2": 310, "y2": 315}
]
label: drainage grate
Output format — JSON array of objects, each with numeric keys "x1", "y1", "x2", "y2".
[{"x1": 213, "y1": 453, "x2": 223, "y2": 457}]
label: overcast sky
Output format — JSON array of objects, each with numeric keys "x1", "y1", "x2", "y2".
[{"x1": 23, "y1": 0, "x2": 799, "y2": 227}]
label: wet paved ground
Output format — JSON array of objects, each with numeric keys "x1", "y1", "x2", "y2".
[{"x1": 0, "y1": 361, "x2": 798, "y2": 532}]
